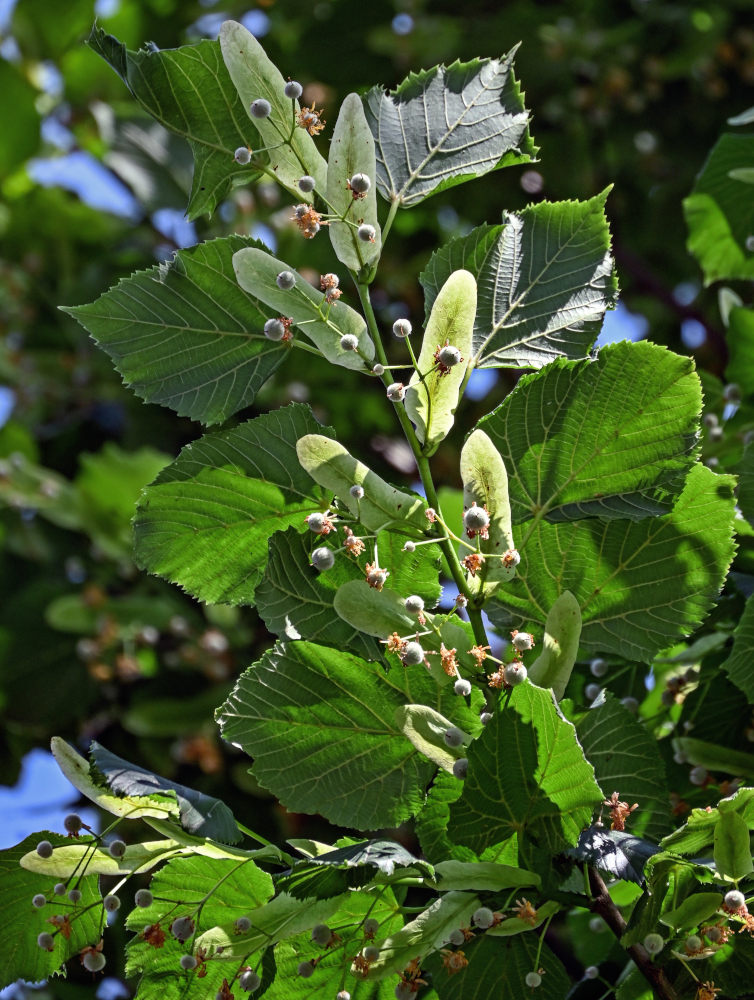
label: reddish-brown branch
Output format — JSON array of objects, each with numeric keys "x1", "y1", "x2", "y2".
[{"x1": 588, "y1": 867, "x2": 679, "y2": 1000}]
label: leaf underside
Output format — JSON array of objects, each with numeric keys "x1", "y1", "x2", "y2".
[
  {"x1": 63, "y1": 236, "x2": 286, "y2": 425},
  {"x1": 364, "y1": 52, "x2": 534, "y2": 208},
  {"x1": 88, "y1": 26, "x2": 258, "y2": 220}
]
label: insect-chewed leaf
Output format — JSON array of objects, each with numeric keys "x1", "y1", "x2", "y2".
[
  {"x1": 232, "y1": 247, "x2": 374, "y2": 369},
  {"x1": 327, "y1": 92, "x2": 381, "y2": 273},
  {"x1": 527, "y1": 591, "x2": 581, "y2": 700},
  {"x1": 460, "y1": 428, "x2": 514, "y2": 596},
  {"x1": 363, "y1": 52, "x2": 534, "y2": 207},
  {"x1": 405, "y1": 270, "x2": 476, "y2": 454},
  {"x1": 88, "y1": 26, "x2": 258, "y2": 220},
  {"x1": 62, "y1": 236, "x2": 286, "y2": 425},
  {"x1": 395, "y1": 704, "x2": 468, "y2": 773},
  {"x1": 296, "y1": 433, "x2": 426, "y2": 534},
  {"x1": 219, "y1": 20, "x2": 327, "y2": 198},
  {"x1": 134, "y1": 404, "x2": 334, "y2": 606}
]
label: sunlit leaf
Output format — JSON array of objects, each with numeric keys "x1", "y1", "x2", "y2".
[
  {"x1": 216, "y1": 640, "x2": 480, "y2": 830},
  {"x1": 447, "y1": 684, "x2": 602, "y2": 859},
  {"x1": 364, "y1": 52, "x2": 534, "y2": 207},
  {"x1": 220, "y1": 20, "x2": 327, "y2": 198},
  {"x1": 684, "y1": 133, "x2": 754, "y2": 284},
  {"x1": 488, "y1": 465, "x2": 736, "y2": 661},
  {"x1": 405, "y1": 270, "x2": 476, "y2": 453},
  {"x1": 134, "y1": 405, "x2": 333, "y2": 605},
  {"x1": 478, "y1": 341, "x2": 701, "y2": 524},
  {"x1": 327, "y1": 92, "x2": 381, "y2": 272},
  {"x1": 63, "y1": 237, "x2": 288, "y2": 425},
  {"x1": 232, "y1": 246, "x2": 374, "y2": 369},
  {"x1": 89, "y1": 26, "x2": 257, "y2": 220}
]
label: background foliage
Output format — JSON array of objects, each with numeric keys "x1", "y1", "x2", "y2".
[{"x1": 1, "y1": 0, "x2": 754, "y2": 996}]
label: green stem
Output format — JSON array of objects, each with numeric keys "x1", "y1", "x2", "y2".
[
  {"x1": 354, "y1": 280, "x2": 490, "y2": 653},
  {"x1": 381, "y1": 198, "x2": 400, "y2": 247}
]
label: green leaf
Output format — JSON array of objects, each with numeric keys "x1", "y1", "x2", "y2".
[
  {"x1": 488, "y1": 464, "x2": 736, "y2": 661},
  {"x1": 232, "y1": 246, "x2": 374, "y2": 369},
  {"x1": 126, "y1": 853, "x2": 273, "y2": 988},
  {"x1": 332, "y1": 582, "x2": 482, "y2": 690},
  {"x1": 0, "y1": 60, "x2": 40, "y2": 179},
  {"x1": 365, "y1": 891, "x2": 480, "y2": 980},
  {"x1": 431, "y1": 859, "x2": 540, "y2": 891},
  {"x1": 62, "y1": 236, "x2": 288, "y2": 425},
  {"x1": 684, "y1": 133, "x2": 754, "y2": 284},
  {"x1": 0, "y1": 833, "x2": 102, "y2": 988},
  {"x1": 726, "y1": 306, "x2": 754, "y2": 400},
  {"x1": 708, "y1": 934, "x2": 754, "y2": 997},
  {"x1": 20, "y1": 838, "x2": 185, "y2": 878},
  {"x1": 91, "y1": 742, "x2": 241, "y2": 843},
  {"x1": 447, "y1": 684, "x2": 602, "y2": 859},
  {"x1": 88, "y1": 27, "x2": 257, "y2": 220},
  {"x1": 405, "y1": 270, "x2": 476, "y2": 453},
  {"x1": 660, "y1": 788, "x2": 754, "y2": 854},
  {"x1": 334, "y1": 579, "x2": 416, "y2": 638},
  {"x1": 363, "y1": 52, "x2": 534, "y2": 208},
  {"x1": 714, "y1": 811, "x2": 754, "y2": 880},
  {"x1": 424, "y1": 933, "x2": 571, "y2": 1000},
  {"x1": 459, "y1": 428, "x2": 515, "y2": 596},
  {"x1": 249, "y1": 891, "x2": 403, "y2": 1000},
  {"x1": 256, "y1": 526, "x2": 380, "y2": 658},
  {"x1": 296, "y1": 434, "x2": 426, "y2": 534},
  {"x1": 216, "y1": 640, "x2": 480, "y2": 830},
  {"x1": 420, "y1": 224, "x2": 502, "y2": 323},
  {"x1": 576, "y1": 693, "x2": 671, "y2": 842},
  {"x1": 327, "y1": 92, "x2": 381, "y2": 272},
  {"x1": 395, "y1": 704, "x2": 468, "y2": 773},
  {"x1": 673, "y1": 737, "x2": 754, "y2": 778},
  {"x1": 722, "y1": 591, "x2": 754, "y2": 702},
  {"x1": 416, "y1": 770, "x2": 479, "y2": 864},
  {"x1": 487, "y1": 899, "x2": 561, "y2": 937},
  {"x1": 472, "y1": 192, "x2": 618, "y2": 368},
  {"x1": 133, "y1": 405, "x2": 332, "y2": 605},
  {"x1": 51, "y1": 737, "x2": 180, "y2": 823},
  {"x1": 527, "y1": 591, "x2": 581, "y2": 700},
  {"x1": 621, "y1": 854, "x2": 702, "y2": 946},
  {"x1": 219, "y1": 20, "x2": 327, "y2": 198},
  {"x1": 478, "y1": 341, "x2": 701, "y2": 524},
  {"x1": 256, "y1": 525, "x2": 441, "y2": 657},
  {"x1": 193, "y1": 893, "x2": 341, "y2": 961},
  {"x1": 659, "y1": 891, "x2": 723, "y2": 930}
]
